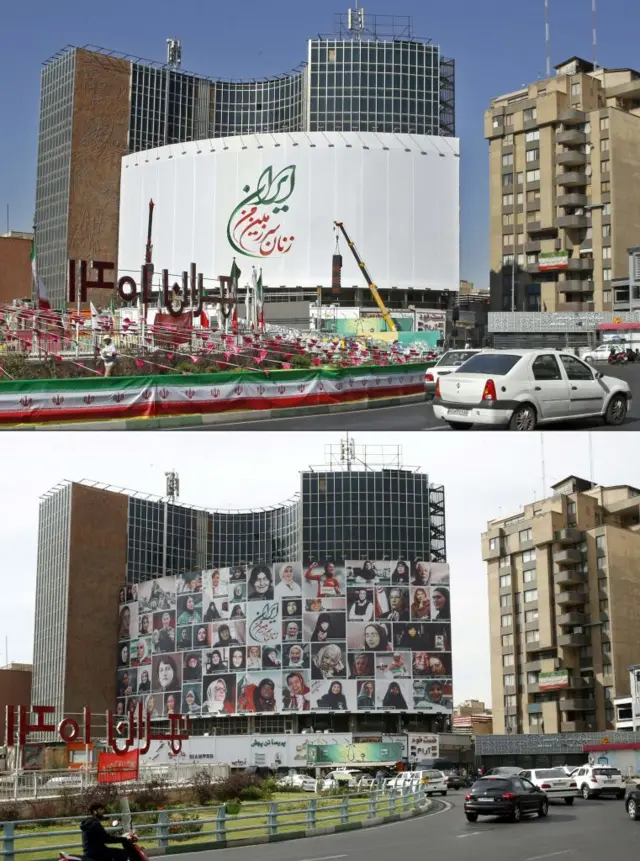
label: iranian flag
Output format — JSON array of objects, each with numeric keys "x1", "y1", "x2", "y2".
[
  {"x1": 31, "y1": 239, "x2": 50, "y2": 310},
  {"x1": 256, "y1": 268, "x2": 265, "y2": 331}
]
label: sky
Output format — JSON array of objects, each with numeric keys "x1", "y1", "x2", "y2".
[
  {"x1": 2, "y1": 0, "x2": 639, "y2": 289},
  {"x1": 1, "y1": 431, "x2": 637, "y2": 707}
]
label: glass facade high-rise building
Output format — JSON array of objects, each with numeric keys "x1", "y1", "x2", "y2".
[
  {"x1": 31, "y1": 444, "x2": 449, "y2": 734},
  {"x1": 34, "y1": 10, "x2": 455, "y2": 308}
]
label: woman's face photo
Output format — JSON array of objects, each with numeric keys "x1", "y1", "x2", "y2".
[
  {"x1": 162, "y1": 613, "x2": 171, "y2": 629},
  {"x1": 120, "y1": 645, "x2": 129, "y2": 663},
  {"x1": 231, "y1": 649, "x2": 244, "y2": 668},
  {"x1": 213, "y1": 680, "x2": 226, "y2": 701},
  {"x1": 288, "y1": 645, "x2": 303, "y2": 664},
  {"x1": 140, "y1": 670, "x2": 149, "y2": 685},
  {"x1": 288, "y1": 673, "x2": 304, "y2": 695},
  {"x1": 433, "y1": 589, "x2": 448, "y2": 611},
  {"x1": 196, "y1": 626, "x2": 207, "y2": 644},
  {"x1": 158, "y1": 660, "x2": 174, "y2": 689},
  {"x1": 248, "y1": 646, "x2": 261, "y2": 660},
  {"x1": 140, "y1": 615, "x2": 149, "y2": 634},
  {"x1": 281, "y1": 566, "x2": 294, "y2": 583},
  {"x1": 137, "y1": 641, "x2": 146, "y2": 660},
  {"x1": 364, "y1": 625, "x2": 380, "y2": 649},
  {"x1": 286, "y1": 601, "x2": 298, "y2": 616},
  {"x1": 254, "y1": 572, "x2": 270, "y2": 594},
  {"x1": 331, "y1": 681, "x2": 342, "y2": 695}
]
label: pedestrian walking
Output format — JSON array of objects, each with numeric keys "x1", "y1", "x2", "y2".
[{"x1": 100, "y1": 336, "x2": 118, "y2": 377}]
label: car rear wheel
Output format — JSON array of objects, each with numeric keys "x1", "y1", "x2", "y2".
[
  {"x1": 446, "y1": 421, "x2": 473, "y2": 430},
  {"x1": 511, "y1": 804, "x2": 522, "y2": 823},
  {"x1": 538, "y1": 799, "x2": 549, "y2": 818},
  {"x1": 465, "y1": 813, "x2": 478, "y2": 823},
  {"x1": 509, "y1": 404, "x2": 537, "y2": 431},
  {"x1": 604, "y1": 394, "x2": 628, "y2": 426},
  {"x1": 564, "y1": 797, "x2": 574, "y2": 806},
  {"x1": 627, "y1": 798, "x2": 639, "y2": 820},
  {"x1": 581, "y1": 784, "x2": 591, "y2": 800}
]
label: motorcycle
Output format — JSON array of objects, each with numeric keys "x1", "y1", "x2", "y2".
[
  {"x1": 60, "y1": 822, "x2": 149, "y2": 861},
  {"x1": 608, "y1": 351, "x2": 627, "y2": 365}
]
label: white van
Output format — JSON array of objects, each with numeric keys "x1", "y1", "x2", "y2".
[
  {"x1": 388, "y1": 769, "x2": 447, "y2": 796},
  {"x1": 572, "y1": 764, "x2": 626, "y2": 799}
]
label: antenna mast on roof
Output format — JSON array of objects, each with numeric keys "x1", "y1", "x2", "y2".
[
  {"x1": 545, "y1": 0, "x2": 551, "y2": 77},
  {"x1": 347, "y1": 3, "x2": 365, "y2": 41},
  {"x1": 166, "y1": 39, "x2": 182, "y2": 70}
]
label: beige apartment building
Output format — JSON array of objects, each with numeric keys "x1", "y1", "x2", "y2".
[
  {"x1": 485, "y1": 57, "x2": 640, "y2": 314},
  {"x1": 482, "y1": 475, "x2": 640, "y2": 736}
]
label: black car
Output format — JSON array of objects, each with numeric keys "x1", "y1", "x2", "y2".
[
  {"x1": 464, "y1": 776, "x2": 549, "y2": 823},
  {"x1": 625, "y1": 785, "x2": 640, "y2": 820},
  {"x1": 443, "y1": 771, "x2": 465, "y2": 790}
]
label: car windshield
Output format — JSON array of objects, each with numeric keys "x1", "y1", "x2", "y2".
[
  {"x1": 472, "y1": 778, "x2": 511, "y2": 791},
  {"x1": 437, "y1": 351, "x2": 476, "y2": 368},
  {"x1": 535, "y1": 769, "x2": 567, "y2": 779},
  {"x1": 593, "y1": 768, "x2": 621, "y2": 776},
  {"x1": 425, "y1": 771, "x2": 442, "y2": 778},
  {"x1": 453, "y1": 354, "x2": 522, "y2": 375}
]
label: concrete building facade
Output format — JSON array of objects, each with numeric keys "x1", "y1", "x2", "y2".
[
  {"x1": 485, "y1": 57, "x2": 640, "y2": 315},
  {"x1": 0, "y1": 664, "x2": 32, "y2": 745},
  {"x1": 482, "y1": 475, "x2": 640, "y2": 736},
  {"x1": 0, "y1": 232, "x2": 33, "y2": 305}
]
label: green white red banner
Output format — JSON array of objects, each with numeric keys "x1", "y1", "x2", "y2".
[
  {"x1": 538, "y1": 252, "x2": 569, "y2": 271},
  {"x1": 0, "y1": 364, "x2": 429, "y2": 427}
]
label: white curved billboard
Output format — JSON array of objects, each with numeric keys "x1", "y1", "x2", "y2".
[{"x1": 118, "y1": 132, "x2": 459, "y2": 292}]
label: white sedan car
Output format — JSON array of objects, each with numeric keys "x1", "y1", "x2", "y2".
[
  {"x1": 432, "y1": 349, "x2": 631, "y2": 430},
  {"x1": 519, "y1": 768, "x2": 578, "y2": 805},
  {"x1": 424, "y1": 349, "x2": 483, "y2": 397},
  {"x1": 581, "y1": 343, "x2": 626, "y2": 363}
]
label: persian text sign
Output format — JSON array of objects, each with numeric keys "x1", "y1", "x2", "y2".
[
  {"x1": 98, "y1": 750, "x2": 140, "y2": 783},
  {"x1": 5, "y1": 704, "x2": 191, "y2": 755}
]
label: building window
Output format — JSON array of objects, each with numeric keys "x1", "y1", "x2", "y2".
[
  {"x1": 602, "y1": 642, "x2": 611, "y2": 656},
  {"x1": 519, "y1": 528, "x2": 533, "y2": 543},
  {"x1": 503, "y1": 152, "x2": 514, "y2": 167},
  {"x1": 526, "y1": 629, "x2": 540, "y2": 643},
  {"x1": 522, "y1": 548, "x2": 536, "y2": 563},
  {"x1": 503, "y1": 254, "x2": 515, "y2": 266},
  {"x1": 526, "y1": 169, "x2": 540, "y2": 182},
  {"x1": 602, "y1": 224, "x2": 611, "y2": 238},
  {"x1": 596, "y1": 536, "x2": 606, "y2": 550},
  {"x1": 567, "y1": 500, "x2": 576, "y2": 516},
  {"x1": 527, "y1": 671, "x2": 539, "y2": 685},
  {"x1": 503, "y1": 193, "x2": 514, "y2": 207},
  {"x1": 517, "y1": 171, "x2": 524, "y2": 185},
  {"x1": 526, "y1": 129, "x2": 540, "y2": 142},
  {"x1": 601, "y1": 159, "x2": 610, "y2": 173},
  {"x1": 505, "y1": 114, "x2": 514, "y2": 126},
  {"x1": 527, "y1": 189, "x2": 541, "y2": 202},
  {"x1": 602, "y1": 181, "x2": 610, "y2": 193},
  {"x1": 502, "y1": 633, "x2": 514, "y2": 647},
  {"x1": 499, "y1": 556, "x2": 511, "y2": 568},
  {"x1": 499, "y1": 573, "x2": 512, "y2": 588},
  {"x1": 600, "y1": 116, "x2": 609, "y2": 131},
  {"x1": 527, "y1": 253, "x2": 538, "y2": 265},
  {"x1": 571, "y1": 82, "x2": 581, "y2": 96},
  {"x1": 503, "y1": 653, "x2": 515, "y2": 667},
  {"x1": 505, "y1": 694, "x2": 517, "y2": 707},
  {"x1": 492, "y1": 117, "x2": 501, "y2": 129},
  {"x1": 602, "y1": 246, "x2": 611, "y2": 260},
  {"x1": 524, "y1": 589, "x2": 538, "y2": 603},
  {"x1": 604, "y1": 686, "x2": 613, "y2": 700},
  {"x1": 600, "y1": 599, "x2": 609, "y2": 614},
  {"x1": 603, "y1": 267, "x2": 612, "y2": 282},
  {"x1": 523, "y1": 107, "x2": 537, "y2": 122},
  {"x1": 517, "y1": 252, "x2": 525, "y2": 265},
  {"x1": 500, "y1": 593, "x2": 512, "y2": 607},
  {"x1": 503, "y1": 133, "x2": 514, "y2": 145},
  {"x1": 501, "y1": 614, "x2": 513, "y2": 628},
  {"x1": 524, "y1": 608, "x2": 539, "y2": 623},
  {"x1": 503, "y1": 172, "x2": 514, "y2": 187},
  {"x1": 504, "y1": 674, "x2": 516, "y2": 687},
  {"x1": 602, "y1": 620, "x2": 610, "y2": 635},
  {"x1": 503, "y1": 213, "x2": 515, "y2": 226},
  {"x1": 527, "y1": 210, "x2": 541, "y2": 223},
  {"x1": 503, "y1": 234, "x2": 514, "y2": 247},
  {"x1": 602, "y1": 203, "x2": 611, "y2": 215},
  {"x1": 526, "y1": 148, "x2": 539, "y2": 162},
  {"x1": 600, "y1": 137, "x2": 609, "y2": 151},
  {"x1": 523, "y1": 568, "x2": 537, "y2": 583}
]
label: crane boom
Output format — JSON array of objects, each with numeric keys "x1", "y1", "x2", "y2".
[{"x1": 334, "y1": 222, "x2": 397, "y2": 333}]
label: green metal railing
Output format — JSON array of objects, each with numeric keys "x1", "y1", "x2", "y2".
[{"x1": 0, "y1": 786, "x2": 428, "y2": 861}]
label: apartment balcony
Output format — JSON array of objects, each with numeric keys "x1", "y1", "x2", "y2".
[
  {"x1": 556, "y1": 171, "x2": 588, "y2": 188},
  {"x1": 526, "y1": 641, "x2": 556, "y2": 655},
  {"x1": 557, "y1": 280, "x2": 595, "y2": 294},
  {"x1": 528, "y1": 703, "x2": 544, "y2": 714},
  {"x1": 554, "y1": 547, "x2": 582, "y2": 567},
  {"x1": 558, "y1": 611, "x2": 586, "y2": 626},
  {"x1": 556, "y1": 589, "x2": 588, "y2": 607},
  {"x1": 557, "y1": 192, "x2": 587, "y2": 207},
  {"x1": 559, "y1": 108, "x2": 587, "y2": 126},
  {"x1": 528, "y1": 684, "x2": 540, "y2": 694},
  {"x1": 556, "y1": 129, "x2": 587, "y2": 147},
  {"x1": 555, "y1": 569, "x2": 584, "y2": 589},
  {"x1": 555, "y1": 151, "x2": 587, "y2": 168},
  {"x1": 527, "y1": 222, "x2": 558, "y2": 236},
  {"x1": 557, "y1": 633, "x2": 588, "y2": 648},
  {"x1": 555, "y1": 528, "x2": 582, "y2": 545},
  {"x1": 524, "y1": 659, "x2": 541, "y2": 673},
  {"x1": 559, "y1": 697, "x2": 596, "y2": 712},
  {"x1": 561, "y1": 720, "x2": 587, "y2": 732},
  {"x1": 556, "y1": 302, "x2": 595, "y2": 312},
  {"x1": 566, "y1": 257, "x2": 594, "y2": 272},
  {"x1": 566, "y1": 676, "x2": 592, "y2": 690},
  {"x1": 557, "y1": 214, "x2": 588, "y2": 229}
]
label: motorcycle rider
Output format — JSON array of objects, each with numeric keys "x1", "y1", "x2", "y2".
[{"x1": 80, "y1": 804, "x2": 137, "y2": 861}]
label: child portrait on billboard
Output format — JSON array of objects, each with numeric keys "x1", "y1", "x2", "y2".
[
  {"x1": 282, "y1": 670, "x2": 311, "y2": 710},
  {"x1": 375, "y1": 651, "x2": 412, "y2": 680},
  {"x1": 118, "y1": 604, "x2": 137, "y2": 640},
  {"x1": 203, "y1": 674, "x2": 236, "y2": 714},
  {"x1": 274, "y1": 562, "x2": 302, "y2": 598}
]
